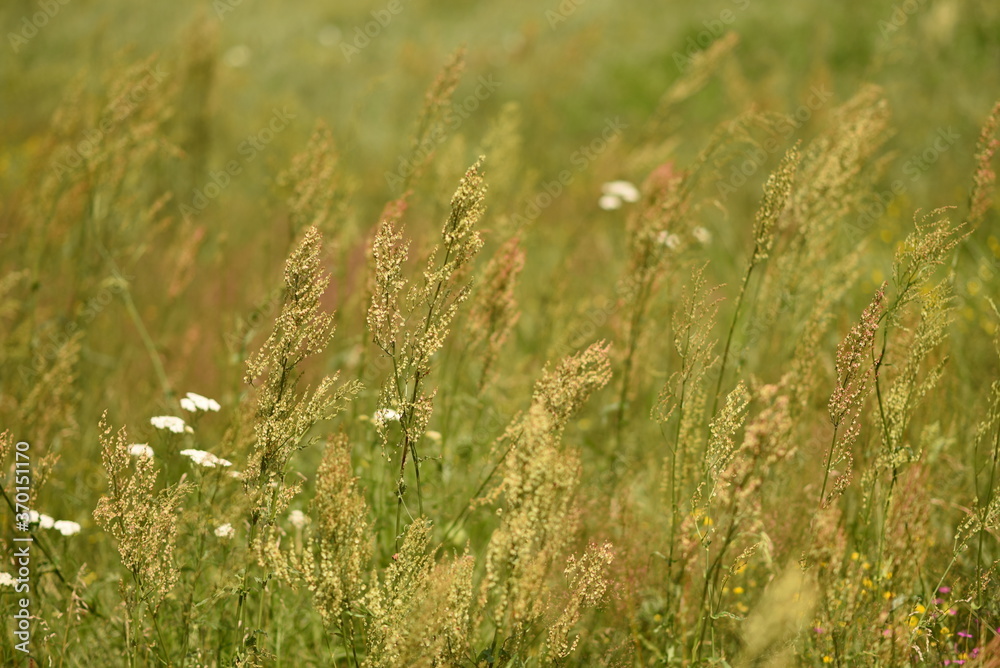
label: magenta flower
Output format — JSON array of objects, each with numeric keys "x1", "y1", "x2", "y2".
[
  {"x1": 957, "y1": 630, "x2": 972, "y2": 638},
  {"x1": 938, "y1": 586, "x2": 951, "y2": 594}
]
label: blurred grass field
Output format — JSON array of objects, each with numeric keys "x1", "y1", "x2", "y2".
[{"x1": 2, "y1": 0, "x2": 1000, "y2": 665}]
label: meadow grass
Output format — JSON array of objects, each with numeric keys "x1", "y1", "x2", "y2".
[{"x1": 2, "y1": 0, "x2": 1000, "y2": 665}]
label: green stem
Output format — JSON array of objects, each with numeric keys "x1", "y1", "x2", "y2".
[
  {"x1": 441, "y1": 430, "x2": 521, "y2": 546},
  {"x1": 616, "y1": 271, "x2": 652, "y2": 448},
  {"x1": 975, "y1": 404, "x2": 1000, "y2": 610},
  {"x1": 712, "y1": 259, "x2": 756, "y2": 418},
  {"x1": 665, "y1": 328, "x2": 694, "y2": 585},
  {"x1": 234, "y1": 516, "x2": 259, "y2": 656},
  {"x1": 691, "y1": 518, "x2": 738, "y2": 661},
  {"x1": 819, "y1": 426, "x2": 840, "y2": 509}
]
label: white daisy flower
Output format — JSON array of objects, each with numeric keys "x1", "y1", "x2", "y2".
[
  {"x1": 0, "y1": 572, "x2": 16, "y2": 587},
  {"x1": 598, "y1": 194, "x2": 623, "y2": 210},
  {"x1": 150, "y1": 416, "x2": 192, "y2": 434},
  {"x1": 289, "y1": 510, "x2": 309, "y2": 529},
  {"x1": 373, "y1": 408, "x2": 401, "y2": 427},
  {"x1": 53, "y1": 520, "x2": 81, "y2": 536},
  {"x1": 179, "y1": 449, "x2": 233, "y2": 468},
  {"x1": 214, "y1": 523, "x2": 235, "y2": 539},
  {"x1": 692, "y1": 226, "x2": 712, "y2": 244},
  {"x1": 181, "y1": 392, "x2": 221, "y2": 413},
  {"x1": 129, "y1": 443, "x2": 154, "y2": 458},
  {"x1": 602, "y1": 180, "x2": 640, "y2": 202}
]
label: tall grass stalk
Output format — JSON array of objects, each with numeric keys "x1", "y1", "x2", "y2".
[{"x1": 711, "y1": 145, "x2": 799, "y2": 418}]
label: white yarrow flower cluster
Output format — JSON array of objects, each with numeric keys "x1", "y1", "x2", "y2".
[
  {"x1": 180, "y1": 392, "x2": 221, "y2": 413},
  {"x1": 373, "y1": 408, "x2": 401, "y2": 427},
  {"x1": 598, "y1": 194, "x2": 622, "y2": 211},
  {"x1": 214, "y1": 523, "x2": 235, "y2": 539},
  {"x1": 656, "y1": 230, "x2": 682, "y2": 250},
  {"x1": 599, "y1": 180, "x2": 640, "y2": 210},
  {"x1": 0, "y1": 572, "x2": 16, "y2": 587},
  {"x1": 28, "y1": 511, "x2": 81, "y2": 535},
  {"x1": 28, "y1": 510, "x2": 55, "y2": 529},
  {"x1": 129, "y1": 443, "x2": 154, "y2": 458},
  {"x1": 53, "y1": 520, "x2": 81, "y2": 536},
  {"x1": 289, "y1": 510, "x2": 309, "y2": 529},
  {"x1": 692, "y1": 226, "x2": 712, "y2": 244},
  {"x1": 150, "y1": 416, "x2": 192, "y2": 434},
  {"x1": 180, "y1": 449, "x2": 233, "y2": 468}
]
